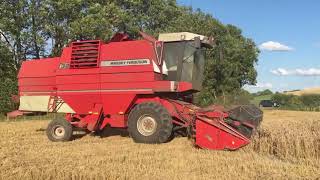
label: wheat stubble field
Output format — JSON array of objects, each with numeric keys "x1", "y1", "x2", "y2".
[{"x1": 0, "y1": 110, "x2": 320, "y2": 180}]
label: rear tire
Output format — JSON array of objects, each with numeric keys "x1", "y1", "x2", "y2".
[
  {"x1": 128, "y1": 102, "x2": 173, "y2": 144},
  {"x1": 46, "y1": 118, "x2": 73, "y2": 142}
]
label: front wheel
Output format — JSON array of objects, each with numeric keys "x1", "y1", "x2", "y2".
[
  {"x1": 128, "y1": 102, "x2": 173, "y2": 144},
  {"x1": 46, "y1": 118, "x2": 73, "y2": 142}
]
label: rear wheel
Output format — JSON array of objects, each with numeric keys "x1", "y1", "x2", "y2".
[
  {"x1": 46, "y1": 118, "x2": 73, "y2": 142},
  {"x1": 128, "y1": 102, "x2": 173, "y2": 144}
]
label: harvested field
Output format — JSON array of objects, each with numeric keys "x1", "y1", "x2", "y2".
[
  {"x1": 284, "y1": 87, "x2": 320, "y2": 96},
  {"x1": 0, "y1": 110, "x2": 320, "y2": 180}
]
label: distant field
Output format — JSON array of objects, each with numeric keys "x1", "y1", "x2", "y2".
[
  {"x1": 285, "y1": 87, "x2": 320, "y2": 96},
  {"x1": 0, "y1": 110, "x2": 319, "y2": 179},
  {"x1": 251, "y1": 94, "x2": 272, "y2": 106}
]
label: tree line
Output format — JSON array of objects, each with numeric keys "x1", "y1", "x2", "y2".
[
  {"x1": 272, "y1": 93, "x2": 320, "y2": 111},
  {"x1": 0, "y1": 0, "x2": 260, "y2": 114},
  {"x1": 252, "y1": 89, "x2": 320, "y2": 111}
]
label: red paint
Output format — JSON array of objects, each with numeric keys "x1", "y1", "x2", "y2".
[
  {"x1": 17, "y1": 32, "x2": 260, "y2": 151},
  {"x1": 196, "y1": 120, "x2": 250, "y2": 150},
  {"x1": 6, "y1": 110, "x2": 32, "y2": 118}
]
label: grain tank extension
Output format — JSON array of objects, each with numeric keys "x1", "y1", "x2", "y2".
[{"x1": 16, "y1": 32, "x2": 262, "y2": 150}]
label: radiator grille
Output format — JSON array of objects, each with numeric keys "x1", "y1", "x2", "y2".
[{"x1": 70, "y1": 40, "x2": 101, "y2": 68}]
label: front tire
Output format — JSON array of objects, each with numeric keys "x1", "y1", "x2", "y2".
[
  {"x1": 128, "y1": 102, "x2": 173, "y2": 144},
  {"x1": 46, "y1": 118, "x2": 73, "y2": 142}
]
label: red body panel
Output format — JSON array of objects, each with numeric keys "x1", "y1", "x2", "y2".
[
  {"x1": 196, "y1": 118, "x2": 250, "y2": 150},
  {"x1": 18, "y1": 58, "x2": 59, "y2": 96},
  {"x1": 18, "y1": 38, "x2": 185, "y2": 126}
]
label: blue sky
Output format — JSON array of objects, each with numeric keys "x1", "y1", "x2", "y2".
[{"x1": 178, "y1": 0, "x2": 320, "y2": 92}]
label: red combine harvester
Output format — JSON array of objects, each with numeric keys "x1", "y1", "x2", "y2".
[{"x1": 16, "y1": 32, "x2": 262, "y2": 150}]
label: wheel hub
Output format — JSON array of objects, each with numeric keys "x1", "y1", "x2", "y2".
[
  {"x1": 52, "y1": 125, "x2": 65, "y2": 139},
  {"x1": 137, "y1": 115, "x2": 157, "y2": 136}
]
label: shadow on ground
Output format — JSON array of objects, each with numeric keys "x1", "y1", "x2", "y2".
[
  {"x1": 98, "y1": 126, "x2": 129, "y2": 138},
  {"x1": 36, "y1": 126, "x2": 187, "y2": 142}
]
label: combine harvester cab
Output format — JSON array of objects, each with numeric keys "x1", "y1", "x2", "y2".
[{"x1": 17, "y1": 32, "x2": 262, "y2": 150}]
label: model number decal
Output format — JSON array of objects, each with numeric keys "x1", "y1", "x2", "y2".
[{"x1": 101, "y1": 59, "x2": 150, "y2": 67}]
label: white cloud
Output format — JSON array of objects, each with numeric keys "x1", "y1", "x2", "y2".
[
  {"x1": 244, "y1": 83, "x2": 273, "y2": 92},
  {"x1": 259, "y1": 41, "x2": 293, "y2": 51},
  {"x1": 254, "y1": 82, "x2": 273, "y2": 88},
  {"x1": 270, "y1": 68, "x2": 290, "y2": 76},
  {"x1": 271, "y1": 68, "x2": 320, "y2": 76}
]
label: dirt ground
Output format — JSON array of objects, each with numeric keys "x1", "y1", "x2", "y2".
[{"x1": 0, "y1": 110, "x2": 319, "y2": 180}]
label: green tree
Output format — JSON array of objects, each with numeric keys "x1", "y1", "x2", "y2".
[
  {"x1": 41, "y1": 0, "x2": 85, "y2": 56},
  {"x1": 301, "y1": 94, "x2": 320, "y2": 111},
  {"x1": 0, "y1": 42, "x2": 17, "y2": 113},
  {"x1": 271, "y1": 93, "x2": 292, "y2": 106},
  {"x1": 26, "y1": 0, "x2": 48, "y2": 59},
  {"x1": 0, "y1": 0, "x2": 29, "y2": 68},
  {"x1": 253, "y1": 89, "x2": 273, "y2": 96}
]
